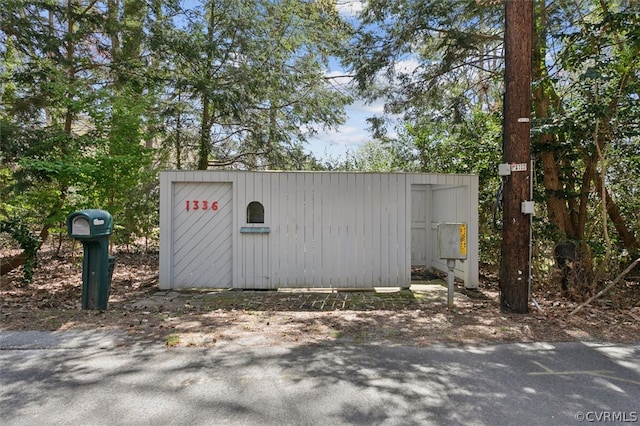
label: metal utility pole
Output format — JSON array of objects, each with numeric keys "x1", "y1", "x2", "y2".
[{"x1": 499, "y1": 0, "x2": 533, "y2": 313}]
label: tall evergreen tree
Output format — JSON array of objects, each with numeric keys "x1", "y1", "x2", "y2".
[
  {"x1": 1, "y1": 0, "x2": 356, "y2": 277},
  {"x1": 344, "y1": 0, "x2": 640, "y2": 292}
]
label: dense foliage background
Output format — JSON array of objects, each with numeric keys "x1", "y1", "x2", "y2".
[{"x1": 2, "y1": 0, "x2": 638, "y2": 296}]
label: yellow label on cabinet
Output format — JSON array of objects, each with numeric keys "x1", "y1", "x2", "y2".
[{"x1": 459, "y1": 224, "x2": 467, "y2": 256}]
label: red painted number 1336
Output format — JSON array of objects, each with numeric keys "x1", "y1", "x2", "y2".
[{"x1": 185, "y1": 200, "x2": 218, "y2": 212}]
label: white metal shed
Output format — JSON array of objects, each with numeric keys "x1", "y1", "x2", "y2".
[{"x1": 159, "y1": 171, "x2": 479, "y2": 290}]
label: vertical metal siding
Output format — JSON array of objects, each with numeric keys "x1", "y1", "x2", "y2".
[
  {"x1": 158, "y1": 172, "x2": 173, "y2": 289},
  {"x1": 363, "y1": 173, "x2": 374, "y2": 285},
  {"x1": 429, "y1": 184, "x2": 476, "y2": 286},
  {"x1": 312, "y1": 173, "x2": 323, "y2": 286},
  {"x1": 411, "y1": 185, "x2": 428, "y2": 266},
  {"x1": 237, "y1": 172, "x2": 271, "y2": 288},
  {"x1": 355, "y1": 173, "x2": 364, "y2": 286},
  {"x1": 370, "y1": 174, "x2": 382, "y2": 286},
  {"x1": 160, "y1": 171, "x2": 478, "y2": 289}
]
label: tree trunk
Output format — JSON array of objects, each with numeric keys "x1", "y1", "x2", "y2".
[
  {"x1": 539, "y1": 151, "x2": 572, "y2": 236},
  {"x1": 499, "y1": 0, "x2": 533, "y2": 313},
  {"x1": 198, "y1": 96, "x2": 211, "y2": 170},
  {"x1": 531, "y1": 1, "x2": 574, "y2": 239},
  {"x1": 593, "y1": 171, "x2": 639, "y2": 257},
  {"x1": 530, "y1": 1, "x2": 602, "y2": 295},
  {"x1": 0, "y1": 254, "x2": 27, "y2": 276},
  {"x1": 197, "y1": 1, "x2": 217, "y2": 171},
  {"x1": 64, "y1": 0, "x2": 76, "y2": 136},
  {"x1": 0, "y1": 221, "x2": 52, "y2": 277}
]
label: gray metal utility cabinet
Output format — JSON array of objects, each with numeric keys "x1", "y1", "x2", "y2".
[
  {"x1": 438, "y1": 222, "x2": 469, "y2": 308},
  {"x1": 159, "y1": 171, "x2": 479, "y2": 290},
  {"x1": 67, "y1": 209, "x2": 114, "y2": 310}
]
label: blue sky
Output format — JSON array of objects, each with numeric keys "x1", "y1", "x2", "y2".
[
  {"x1": 304, "y1": 0, "x2": 410, "y2": 163},
  {"x1": 306, "y1": 98, "x2": 383, "y2": 162},
  {"x1": 178, "y1": 0, "x2": 381, "y2": 163},
  {"x1": 304, "y1": 0, "x2": 372, "y2": 162}
]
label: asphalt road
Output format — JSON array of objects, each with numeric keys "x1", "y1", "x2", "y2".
[{"x1": 1, "y1": 331, "x2": 639, "y2": 425}]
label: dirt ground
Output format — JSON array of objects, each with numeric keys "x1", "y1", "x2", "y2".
[{"x1": 1, "y1": 248, "x2": 639, "y2": 348}]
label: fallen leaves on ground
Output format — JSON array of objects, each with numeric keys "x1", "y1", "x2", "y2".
[{"x1": 1, "y1": 248, "x2": 639, "y2": 348}]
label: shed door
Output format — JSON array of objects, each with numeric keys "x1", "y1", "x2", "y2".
[
  {"x1": 172, "y1": 182, "x2": 233, "y2": 288},
  {"x1": 411, "y1": 185, "x2": 428, "y2": 266}
]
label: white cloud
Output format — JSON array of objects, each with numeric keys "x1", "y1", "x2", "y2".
[
  {"x1": 324, "y1": 69, "x2": 354, "y2": 92},
  {"x1": 394, "y1": 57, "x2": 421, "y2": 75},
  {"x1": 307, "y1": 98, "x2": 387, "y2": 161},
  {"x1": 359, "y1": 101, "x2": 385, "y2": 114},
  {"x1": 308, "y1": 50, "x2": 410, "y2": 162},
  {"x1": 336, "y1": 0, "x2": 363, "y2": 18}
]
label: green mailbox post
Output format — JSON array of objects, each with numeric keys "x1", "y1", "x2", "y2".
[{"x1": 67, "y1": 209, "x2": 114, "y2": 310}]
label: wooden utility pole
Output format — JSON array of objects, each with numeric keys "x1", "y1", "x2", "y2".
[{"x1": 499, "y1": 0, "x2": 533, "y2": 313}]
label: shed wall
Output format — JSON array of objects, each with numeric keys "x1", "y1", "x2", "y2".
[
  {"x1": 159, "y1": 171, "x2": 479, "y2": 290},
  {"x1": 234, "y1": 172, "x2": 409, "y2": 288}
]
